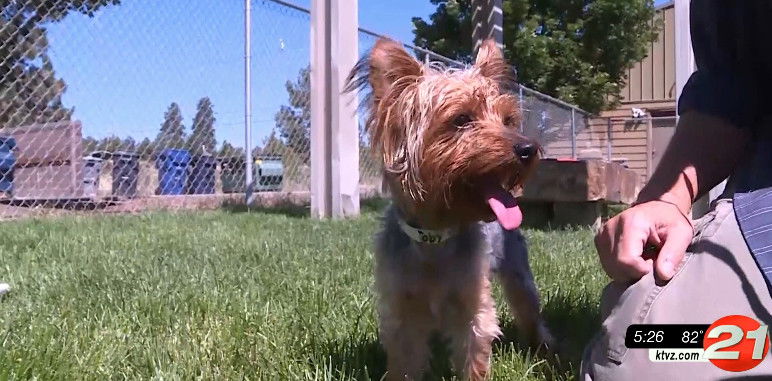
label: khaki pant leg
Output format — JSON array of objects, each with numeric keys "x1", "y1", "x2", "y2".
[{"x1": 581, "y1": 199, "x2": 772, "y2": 380}]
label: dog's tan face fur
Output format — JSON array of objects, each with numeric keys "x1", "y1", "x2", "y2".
[{"x1": 353, "y1": 38, "x2": 538, "y2": 227}]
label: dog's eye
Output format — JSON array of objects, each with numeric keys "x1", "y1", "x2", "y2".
[
  {"x1": 453, "y1": 114, "x2": 473, "y2": 127},
  {"x1": 503, "y1": 116, "x2": 515, "y2": 126}
]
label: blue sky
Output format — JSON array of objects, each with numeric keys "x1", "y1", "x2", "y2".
[
  {"x1": 45, "y1": 0, "x2": 669, "y2": 150},
  {"x1": 45, "y1": 0, "x2": 436, "y2": 149}
]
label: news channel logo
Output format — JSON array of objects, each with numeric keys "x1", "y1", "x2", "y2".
[{"x1": 626, "y1": 314, "x2": 770, "y2": 372}]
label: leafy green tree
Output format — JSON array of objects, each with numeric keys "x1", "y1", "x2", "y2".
[
  {"x1": 412, "y1": 0, "x2": 659, "y2": 112},
  {"x1": 156, "y1": 102, "x2": 186, "y2": 152},
  {"x1": 273, "y1": 67, "x2": 310, "y2": 163},
  {"x1": 0, "y1": 0, "x2": 120, "y2": 127},
  {"x1": 188, "y1": 97, "x2": 216, "y2": 155}
]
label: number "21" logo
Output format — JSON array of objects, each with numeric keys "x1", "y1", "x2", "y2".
[{"x1": 703, "y1": 315, "x2": 770, "y2": 372}]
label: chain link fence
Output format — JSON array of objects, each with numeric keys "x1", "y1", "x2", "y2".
[
  {"x1": 0, "y1": 0, "x2": 611, "y2": 219},
  {"x1": 0, "y1": 0, "x2": 256, "y2": 218}
]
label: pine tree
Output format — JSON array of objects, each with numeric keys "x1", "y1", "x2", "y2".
[
  {"x1": 0, "y1": 0, "x2": 119, "y2": 128},
  {"x1": 136, "y1": 137, "x2": 154, "y2": 160},
  {"x1": 156, "y1": 102, "x2": 186, "y2": 152},
  {"x1": 96, "y1": 135, "x2": 123, "y2": 152},
  {"x1": 83, "y1": 137, "x2": 98, "y2": 154},
  {"x1": 120, "y1": 136, "x2": 136, "y2": 152},
  {"x1": 188, "y1": 97, "x2": 217, "y2": 156},
  {"x1": 219, "y1": 140, "x2": 244, "y2": 158},
  {"x1": 260, "y1": 131, "x2": 286, "y2": 157},
  {"x1": 273, "y1": 67, "x2": 311, "y2": 163}
]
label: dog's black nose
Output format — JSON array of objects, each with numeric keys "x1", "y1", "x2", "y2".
[{"x1": 514, "y1": 142, "x2": 537, "y2": 161}]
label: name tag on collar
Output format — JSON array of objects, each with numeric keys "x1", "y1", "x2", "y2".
[
  {"x1": 416, "y1": 230, "x2": 443, "y2": 244},
  {"x1": 397, "y1": 218, "x2": 457, "y2": 244}
]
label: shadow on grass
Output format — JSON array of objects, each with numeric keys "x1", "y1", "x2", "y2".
[
  {"x1": 220, "y1": 197, "x2": 391, "y2": 219},
  {"x1": 495, "y1": 295, "x2": 600, "y2": 380},
  {"x1": 315, "y1": 336, "x2": 387, "y2": 380},
  {"x1": 317, "y1": 296, "x2": 599, "y2": 381},
  {"x1": 315, "y1": 334, "x2": 459, "y2": 380},
  {"x1": 361, "y1": 198, "x2": 390, "y2": 213},
  {"x1": 221, "y1": 200, "x2": 310, "y2": 218}
]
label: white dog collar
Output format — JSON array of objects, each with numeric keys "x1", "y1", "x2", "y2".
[{"x1": 397, "y1": 218, "x2": 457, "y2": 244}]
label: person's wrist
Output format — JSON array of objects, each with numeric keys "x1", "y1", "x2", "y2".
[
  {"x1": 634, "y1": 189, "x2": 692, "y2": 216},
  {"x1": 632, "y1": 193, "x2": 694, "y2": 233}
]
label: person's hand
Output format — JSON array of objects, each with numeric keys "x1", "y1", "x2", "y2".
[{"x1": 595, "y1": 200, "x2": 694, "y2": 283}]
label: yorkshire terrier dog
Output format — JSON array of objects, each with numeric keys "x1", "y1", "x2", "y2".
[{"x1": 346, "y1": 38, "x2": 553, "y2": 380}]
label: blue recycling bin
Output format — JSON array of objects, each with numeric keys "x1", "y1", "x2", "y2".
[
  {"x1": 156, "y1": 149, "x2": 191, "y2": 195},
  {"x1": 0, "y1": 136, "x2": 15, "y2": 194}
]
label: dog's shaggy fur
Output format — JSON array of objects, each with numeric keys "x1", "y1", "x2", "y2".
[{"x1": 346, "y1": 38, "x2": 553, "y2": 380}]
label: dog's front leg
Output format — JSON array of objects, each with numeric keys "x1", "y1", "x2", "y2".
[
  {"x1": 496, "y1": 231, "x2": 555, "y2": 350},
  {"x1": 379, "y1": 298, "x2": 433, "y2": 381},
  {"x1": 447, "y1": 276, "x2": 501, "y2": 381},
  {"x1": 499, "y1": 269, "x2": 555, "y2": 351}
]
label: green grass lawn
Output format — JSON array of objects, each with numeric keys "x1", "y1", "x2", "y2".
[{"x1": 0, "y1": 202, "x2": 609, "y2": 380}]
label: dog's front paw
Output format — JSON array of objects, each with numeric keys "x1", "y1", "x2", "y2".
[{"x1": 531, "y1": 323, "x2": 558, "y2": 356}]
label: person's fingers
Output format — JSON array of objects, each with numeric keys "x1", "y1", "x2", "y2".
[
  {"x1": 611, "y1": 218, "x2": 653, "y2": 281},
  {"x1": 595, "y1": 218, "x2": 632, "y2": 280},
  {"x1": 618, "y1": 254, "x2": 653, "y2": 280},
  {"x1": 654, "y1": 224, "x2": 693, "y2": 280}
]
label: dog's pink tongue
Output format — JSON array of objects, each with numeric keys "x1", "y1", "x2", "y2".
[{"x1": 484, "y1": 185, "x2": 523, "y2": 230}]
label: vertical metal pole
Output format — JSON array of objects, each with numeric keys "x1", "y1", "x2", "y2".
[
  {"x1": 312, "y1": 0, "x2": 361, "y2": 218},
  {"x1": 675, "y1": 0, "x2": 695, "y2": 114},
  {"x1": 244, "y1": 0, "x2": 253, "y2": 202},
  {"x1": 646, "y1": 116, "x2": 653, "y2": 179},
  {"x1": 311, "y1": 0, "x2": 332, "y2": 218},
  {"x1": 330, "y1": 0, "x2": 360, "y2": 217},
  {"x1": 675, "y1": 0, "x2": 714, "y2": 219},
  {"x1": 606, "y1": 117, "x2": 612, "y2": 161},
  {"x1": 570, "y1": 107, "x2": 576, "y2": 159},
  {"x1": 518, "y1": 85, "x2": 524, "y2": 133}
]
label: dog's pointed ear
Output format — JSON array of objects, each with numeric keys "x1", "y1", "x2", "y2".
[
  {"x1": 475, "y1": 39, "x2": 516, "y2": 89},
  {"x1": 368, "y1": 38, "x2": 422, "y2": 100}
]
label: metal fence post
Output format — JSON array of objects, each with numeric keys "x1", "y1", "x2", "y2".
[
  {"x1": 330, "y1": 0, "x2": 360, "y2": 217},
  {"x1": 244, "y1": 0, "x2": 253, "y2": 203},
  {"x1": 570, "y1": 107, "x2": 576, "y2": 159},
  {"x1": 646, "y1": 116, "x2": 653, "y2": 178},
  {"x1": 310, "y1": 0, "x2": 331, "y2": 218},
  {"x1": 310, "y1": 0, "x2": 359, "y2": 219},
  {"x1": 606, "y1": 117, "x2": 612, "y2": 161},
  {"x1": 518, "y1": 85, "x2": 524, "y2": 132}
]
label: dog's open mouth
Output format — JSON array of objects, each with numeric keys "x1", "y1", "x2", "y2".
[{"x1": 481, "y1": 178, "x2": 522, "y2": 230}]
